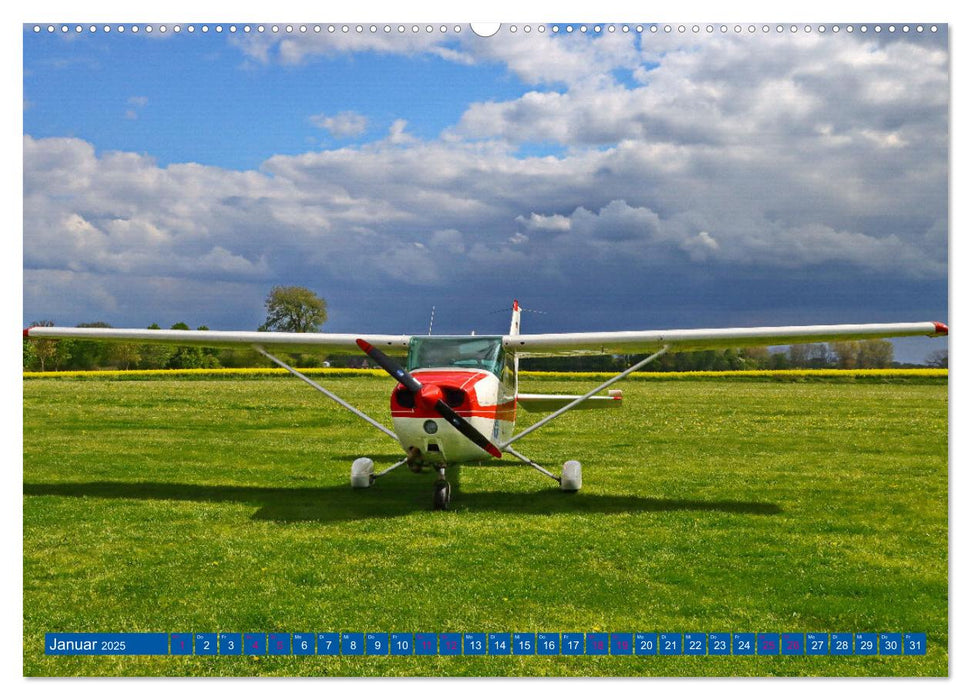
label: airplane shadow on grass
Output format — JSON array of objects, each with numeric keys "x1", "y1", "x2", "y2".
[{"x1": 24, "y1": 468, "x2": 782, "y2": 524}]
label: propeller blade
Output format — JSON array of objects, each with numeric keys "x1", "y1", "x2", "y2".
[
  {"x1": 357, "y1": 338, "x2": 501, "y2": 459},
  {"x1": 434, "y1": 400, "x2": 503, "y2": 459},
  {"x1": 356, "y1": 339, "x2": 422, "y2": 393}
]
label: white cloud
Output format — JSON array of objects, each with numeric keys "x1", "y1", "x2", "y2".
[
  {"x1": 229, "y1": 29, "x2": 639, "y2": 87},
  {"x1": 387, "y1": 119, "x2": 415, "y2": 145},
  {"x1": 309, "y1": 111, "x2": 368, "y2": 138},
  {"x1": 517, "y1": 212, "x2": 571, "y2": 232},
  {"x1": 23, "y1": 30, "x2": 948, "y2": 328},
  {"x1": 455, "y1": 32, "x2": 947, "y2": 153},
  {"x1": 125, "y1": 95, "x2": 148, "y2": 120},
  {"x1": 231, "y1": 30, "x2": 466, "y2": 67}
]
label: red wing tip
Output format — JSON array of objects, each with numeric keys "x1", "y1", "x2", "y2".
[
  {"x1": 23, "y1": 328, "x2": 30, "y2": 338},
  {"x1": 355, "y1": 338, "x2": 373, "y2": 352},
  {"x1": 933, "y1": 322, "x2": 948, "y2": 336},
  {"x1": 512, "y1": 299, "x2": 520, "y2": 311}
]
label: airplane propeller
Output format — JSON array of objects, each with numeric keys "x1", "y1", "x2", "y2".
[{"x1": 355, "y1": 339, "x2": 503, "y2": 459}]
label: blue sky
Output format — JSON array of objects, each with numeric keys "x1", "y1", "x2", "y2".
[
  {"x1": 23, "y1": 23, "x2": 949, "y2": 362},
  {"x1": 24, "y1": 30, "x2": 534, "y2": 169}
]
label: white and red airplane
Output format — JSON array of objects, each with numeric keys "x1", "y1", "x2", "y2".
[{"x1": 24, "y1": 302, "x2": 948, "y2": 510}]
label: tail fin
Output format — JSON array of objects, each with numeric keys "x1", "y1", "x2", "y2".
[{"x1": 509, "y1": 300, "x2": 521, "y2": 391}]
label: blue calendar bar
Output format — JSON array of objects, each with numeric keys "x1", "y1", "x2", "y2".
[
  {"x1": 635, "y1": 632, "x2": 657, "y2": 655},
  {"x1": 43, "y1": 631, "x2": 929, "y2": 656},
  {"x1": 195, "y1": 633, "x2": 217, "y2": 656},
  {"x1": 538, "y1": 633, "x2": 559, "y2": 655},
  {"x1": 268, "y1": 633, "x2": 290, "y2": 655},
  {"x1": 45, "y1": 633, "x2": 168, "y2": 655},
  {"x1": 293, "y1": 633, "x2": 315, "y2": 655},
  {"x1": 391, "y1": 632, "x2": 413, "y2": 655},
  {"x1": 366, "y1": 633, "x2": 388, "y2": 656},
  {"x1": 440, "y1": 633, "x2": 462, "y2": 655},
  {"x1": 170, "y1": 633, "x2": 192, "y2": 655}
]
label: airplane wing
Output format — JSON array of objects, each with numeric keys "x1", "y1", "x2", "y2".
[
  {"x1": 22, "y1": 327, "x2": 412, "y2": 356},
  {"x1": 502, "y1": 321, "x2": 948, "y2": 357},
  {"x1": 24, "y1": 320, "x2": 947, "y2": 358}
]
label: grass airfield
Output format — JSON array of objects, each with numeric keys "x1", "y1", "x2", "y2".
[{"x1": 23, "y1": 374, "x2": 948, "y2": 676}]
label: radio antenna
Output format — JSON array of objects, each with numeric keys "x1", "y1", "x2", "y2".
[{"x1": 427, "y1": 306, "x2": 436, "y2": 335}]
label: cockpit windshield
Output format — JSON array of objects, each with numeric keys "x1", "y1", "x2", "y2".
[{"x1": 407, "y1": 336, "x2": 504, "y2": 377}]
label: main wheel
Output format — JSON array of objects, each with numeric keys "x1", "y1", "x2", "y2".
[
  {"x1": 560, "y1": 460, "x2": 582, "y2": 491},
  {"x1": 351, "y1": 458, "x2": 374, "y2": 488},
  {"x1": 433, "y1": 479, "x2": 451, "y2": 510}
]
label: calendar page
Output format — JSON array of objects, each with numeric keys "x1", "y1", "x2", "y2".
[{"x1": 22, "y1": 15, "x2": 949, "y2": 679}]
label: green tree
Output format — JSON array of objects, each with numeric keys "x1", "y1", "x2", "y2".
[
  {"x1": 138, "y1": 323, "x2": 174, "y2": 369},
  {"x1": 857, "y1": 339, "x2": 894, "y2": 368},
  {"x1": 926, "y1": 349, "x2": 948, "y2": 368},
  {"x1": 740, "y1": 346, "x2": 770, "y2": 369},
  {"x1": 23, "y1": 335, "x2": 37, "y2": 370},
  {"x1": 788, "y1": 344, "x2": 811, "y2": 368},
  {"x1": 106, "y1": 343, "x2": 142, "y2": 370},
  {"x1": 831, "y1": 341, "x2": 861, "y2": 369},
  {"x1": 26, "y1": 320, "x2": 72, "y2": 371},
  {"x1": 65, "y1": 322, "x2": 112, "y2": 370},
  {"x1": 164, "y1": 322, "x2": 219, "y2": 369},
  {"x1": 195, "y1": 326, "x2": 222, "y2": 362},
  {"x1": 789, "y1": 343, "x2": 831, "y2": 369},
  {"x1": 769, "y1": 352, "x2": 791, "y2": 370},
  {"x1": 259, "y1": 286, "x2": 327, "y2": 333}
]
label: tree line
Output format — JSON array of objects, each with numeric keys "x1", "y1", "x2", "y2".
[
  {"x1": 24, "y1": 286, "x2": 945, "y2": 371},
  {"x1": 521, "y1": 340, "x2": 943, "y2": 372},
  {"x1": 23, "y1": 286, "x2": 329, "y2": 372}
]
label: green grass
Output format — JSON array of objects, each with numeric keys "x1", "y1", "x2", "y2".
[{"x1": 23, "y1": 376, "x2": 948, "y2": 676}]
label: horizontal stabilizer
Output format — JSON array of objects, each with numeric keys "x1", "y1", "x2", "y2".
[{"x1": 517, "y1": 390, "x2": 623, "y2": 413}]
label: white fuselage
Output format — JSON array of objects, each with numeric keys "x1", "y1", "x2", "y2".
[{"x1": 390, "y1": 368, "x2": 516, "y2": 464}]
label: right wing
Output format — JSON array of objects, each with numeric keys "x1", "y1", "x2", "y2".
[
  {"x1": 23, "y1": 327, "x2": 412, "y2": 356},
  {"x1": 503, "y1": 322, "x2": 948, "y2": 357}
]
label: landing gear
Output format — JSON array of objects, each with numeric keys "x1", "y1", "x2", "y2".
[
  {"x1": 350, "y1": 458, "x2": 375, "y2": 488},
  {"x1": 433, "y1": 467, "x2": 452, "y2": 510},
  {"x1": 560, "y1": 460, "x2": 582, "y2": 491}
]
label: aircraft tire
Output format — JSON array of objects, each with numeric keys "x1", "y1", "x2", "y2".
[
  {"x1": 351, "y1": 457, "x2": 374, "y2": 488},
  {"x1": 560, "y1": 460, "x2": 582, "y2": 491},
  {"x1": 433, "y1": 479, "x2": 451, "y2": 510}
]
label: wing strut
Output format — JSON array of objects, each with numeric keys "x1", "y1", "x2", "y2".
[
  {"x1": 500, "y1": 345, "x2": 670, "y2": 450},
  {"x1": 504, "y1": 445, "x2": 562, "y2": 483},
  {"x1": 253, "y1": 346, "x2": 399, "y2": 442}
]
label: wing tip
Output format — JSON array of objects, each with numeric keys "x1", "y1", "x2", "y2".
[{"x1": 933, "y1": 322, "x2": 948, "y2": 336}]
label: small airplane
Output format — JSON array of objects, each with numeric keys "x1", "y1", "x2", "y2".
[{"x1": 24, "y1": 302, "x2": 948, "y2": 510}]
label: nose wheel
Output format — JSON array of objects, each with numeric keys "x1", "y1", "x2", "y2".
[{"x1": 433, "y1": 467, "x2": 452, "y2": 510}]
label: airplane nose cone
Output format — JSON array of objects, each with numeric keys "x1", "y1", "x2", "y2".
[{"x1": 417, "y1": 384, "x2": 444, "y2": 410}]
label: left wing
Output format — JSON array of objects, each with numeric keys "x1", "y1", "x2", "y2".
[
  {"x1": 503, "y1": 321, "x2": 947, "y2": 357},
  {"x1": 23, "y1": 326, "x2": 412, "y2": 356}
]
